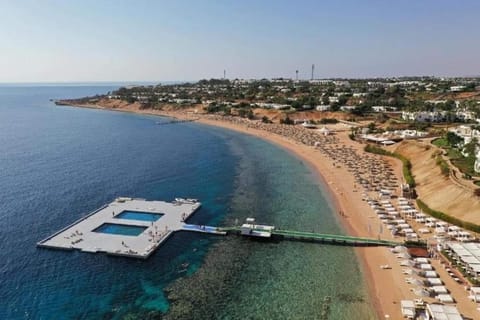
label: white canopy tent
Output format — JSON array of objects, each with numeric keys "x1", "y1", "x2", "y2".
[
  {"x1": 423, "y1": 271, "x2": 438, "y2": 278},
  {"x1": 426, "y1": 303, "x2": 461, "y2": 319},
  {"x1": 420, "y1": 263, "x2": 433, "y2": 270},
  {"x1": 431, "y1": 286, "x2": 448, "y2": 294},
  {"x1": 435, "y1": 294, "x2": 454, "y2": 303},
  {"x1": 400, "y1": 300, "x2": 415, "y2": 319},
  {"x1": 425, "y1": 278, "x2": 442, "y2": 286}
]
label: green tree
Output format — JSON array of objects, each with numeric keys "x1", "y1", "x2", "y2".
[
  {"x1": 338, "y1": 95, "x2": 348, "y2": 105},
  {"x1": 446, "y1": 131, "x2": 464, "y2": 147},
  {"x1": 321, "y1": 95, "x2": 329, "y2": 105},
  {"x1": 261, "y1": 116, "x2": 271, "y2": 123},
  {"x1": 280, "y1": 116, "x2": 294, "y2": 125},
  {"x1": 330, "y1": 102, "x2": 340, "y2": 112},
  {"x1": 367, "y1": 122, "x2": 376, "y2": 133},
  {"x1": 463, "y1": 138, "x2": 478, "y2": 157}
]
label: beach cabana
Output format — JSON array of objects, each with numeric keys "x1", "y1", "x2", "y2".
[
  {"x1": 456, "y1": 231, "x2": 472, "y2": 242},
  {"x1": 414, "y1": 258, "x2": 429, "y2": 264},
  {"x1": 431, "y1": 286, "x2": 448, "y2": 294},
  {"x1": 418, "y1": 228, "x2": 430, "y2": 234},
  {"x1": 469, "y1": 287, "x2": 480, "y2": 302},
  {"x1": 436, "y1": 221, "x2": 448, "y2": 228},
  {"x1": 406, "y1": 233, "x2": 418, "y2": 240},
  {"x1": 447, "y1": 226, "x2": 460, "y2": 232},
  {"x1": 423, "y1": 271, "x2": 438, "y2": 278},
  {"x1": 425, "y1": 303, "x2": 461, "y2": 320},
  {"x1": 435, "y1": 294, "x2": 454, "y2": 304},
  {"x1": 318, "y1": 126, "x2": 330, "y2": 136},
  {"x1": 420, "y1": 263, "x2": 433, "y2": 271},
  {"x1": 414, "y1": 288, "x2": 430, "y2": 297},
  {"x1": 392, "y1": 246, "x2": 407, "y2": 253},
  {"x1": 426, "y1": 278, "x2": 442, "y2": 286},
  {"x1": 400, "y1": 300, "x2": 415, "y2": 319},
  {"x1": 397, "y1": 252, "x2": 411, "y2": 259},
  {"x1": 401, "y1": 260, "x2": 413, "y2": 267}
]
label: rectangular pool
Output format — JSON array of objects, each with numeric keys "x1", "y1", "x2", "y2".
[
  {"x1": 93, "y1": 223, "x2": 147, "y2": 236},
  {"x1": 115, "y1": 210, "x2": 164, "y2": 222}
]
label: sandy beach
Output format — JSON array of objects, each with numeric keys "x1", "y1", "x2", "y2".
[{"x1": 61, "y1": 102, "x2": 478, "y2": 319}]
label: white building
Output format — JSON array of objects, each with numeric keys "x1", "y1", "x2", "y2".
[
  {"x1": 340, "y1": 105, "x2": 356, "y2": 112},
  {"x1": 328, "y1": 96, "x2": 339, "y2": 103},
  {"x1": 449, "y1": 125, "x2": 480, "y2": 144},
  {"x1": 316, "y1": 105, "x2": 331, "y2": 111},
  {"x1": 450, "y1": 85, "x2": 466, "y2": 92},
  {"x1": 402, "y1": 111, "x2": 446, "y2": 122}
]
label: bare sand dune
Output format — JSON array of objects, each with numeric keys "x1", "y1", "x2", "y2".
[{"x1": 394, "y1": 140, "x2": 480, "y2": 224}]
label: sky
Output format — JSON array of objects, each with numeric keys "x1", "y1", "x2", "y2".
[{"x1": 0, "y1": 0, "x2": 479, "y2": 82}]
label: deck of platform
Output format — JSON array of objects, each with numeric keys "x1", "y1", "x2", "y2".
[{"x1": 37, "y1": 198, "x2": 202, "y2": 259}]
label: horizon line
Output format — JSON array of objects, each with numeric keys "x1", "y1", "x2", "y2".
[{"x1": 1, "y1": 74, "x2": 480, "y2": 85}]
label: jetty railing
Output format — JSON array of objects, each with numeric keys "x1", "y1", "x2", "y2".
[{"x1": 218, "y1": 226, "x2": 403, "y2": 247}]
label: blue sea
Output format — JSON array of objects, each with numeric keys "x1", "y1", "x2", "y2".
[{"x1": 0, "y1": 85, "x2": 376, "y2": 319}]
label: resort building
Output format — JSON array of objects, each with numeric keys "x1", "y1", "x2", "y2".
[
  {"x1": 316, "y1": 105, "x2": 331, "y2": 111},
  {"x1": 451, "y1": 85, "x2": 466, "y2": 92},
  {"x1": 401, "y1": 111, "x2": 447, "y2": 122}
]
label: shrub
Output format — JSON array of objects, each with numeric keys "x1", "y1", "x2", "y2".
[
  {"x1": 280, "y1": 116, "x2": 294, "y2": 125},
  {"x1": 417, "y1": 199, "x2": 480, "y2": 233},
  {"x1": 435, "y1": 155, "x2": 450, "y2": 176},
  {"x1": 261, "y1": 116, "x2": 272, "y2": 124},
  {"x1": 319, "y1": 118, "x2": 338, "y2": 124}
]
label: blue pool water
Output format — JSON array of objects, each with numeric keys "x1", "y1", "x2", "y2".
[
  {"x1": 93, "y1": 223, "x2": 148, "y2": 236},
  {"x1": 0, "y1": 85, "x2": 376, "y2": 319},
  {"x1": 115, "y1": 210, "x2": 164, "y2": 222}
]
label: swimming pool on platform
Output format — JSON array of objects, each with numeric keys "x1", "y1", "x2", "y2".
[
  {"x1": 37, "y1": 198, "x2": 203, "y2": 259},
  {"x1": 93, "y1": 223, "x2": 148, "y2": 236},
  {"x1": 115, "y1": 210, "x2": 164, "y2": 222}
]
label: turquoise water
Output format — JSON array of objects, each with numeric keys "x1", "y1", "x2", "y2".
[
  {"x1": 93, "y1": 223, "x2": 148, "y2": 236},
  {"x1": 115, "y1": 211, "x2": 164, "y2": 222},
  {"x1": 0, "y1": 85, "x2": 376, "y2": 319}
]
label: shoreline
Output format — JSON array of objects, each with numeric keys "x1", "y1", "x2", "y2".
[
  {"x1": 194, "y1": 117, "x2": 401, "y2": 319},
  {"x1": 59, "y1": 102, "x2": 410, "y2": 319}
]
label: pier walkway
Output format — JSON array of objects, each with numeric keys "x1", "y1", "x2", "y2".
[
  {"x1": 272, "y1": 229, "x2": 401, "y2": 246},
  {"x1": 218, "y1": 226, "x2": 402, "y2": 247},
  {"x1": 182, "y1": 224, "x2": 226, "y2": 235}
]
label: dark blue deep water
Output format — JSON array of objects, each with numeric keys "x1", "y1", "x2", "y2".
[{"x1": 0, "y1": 86, "x2": 375, "y2": 319}]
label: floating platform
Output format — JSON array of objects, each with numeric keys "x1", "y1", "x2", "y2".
[{"x1": 36, "y1": 197, "x2": 218, "y2": 259}]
